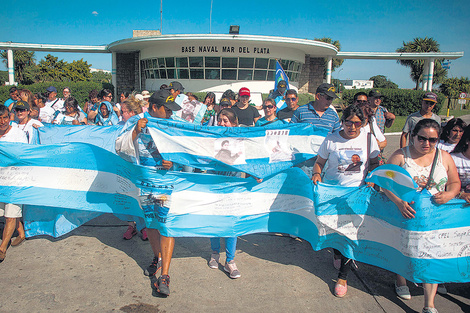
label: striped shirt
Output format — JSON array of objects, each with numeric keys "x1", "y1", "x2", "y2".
[{"x1": 290, "y1": 102, "x2": 341, "y2": 133}]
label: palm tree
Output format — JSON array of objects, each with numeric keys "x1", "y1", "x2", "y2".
[
  {"x1": 0, "y1": 50, "x2": 36, "y2": 84},
  {"x1": 315, "y1": 37, "x2": 344, "y2": 78},
  {"x1": 396, "y1": 37, "x2": 447, "y2": 89}
]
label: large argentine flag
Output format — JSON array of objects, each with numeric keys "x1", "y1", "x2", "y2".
[
  {"x1": 116, "y1": 114, "x2": 329, "y2": 179},
  {"x1": 1, "y1": 141, "x2": 470, "y2": 283}
]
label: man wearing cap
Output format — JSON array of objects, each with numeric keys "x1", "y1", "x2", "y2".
[
  {"x1": 166, "y1": 81, "x2": 184, "y2": 99},
  {"x1": 277, "y1": 89, "x2": 300, "y2": 123},
  {"x1": 400, "y1": 92, "x2": 441, "y2": 148},
  {"x1": 232, "y1": 87, "x2": 261, "y2": 126},
  {"x1": 290, "y1": 83, "x2": 341, "y2": 133},
  {"x1": 368, "y1": 89, "x2": 395, "y2": 135},
  {"x1": 269, "y1": 80, "x2": 288, "y2": 109},
  {"x1": 116, "y1": 89, "x2": 181, "y2": 296},
  {"x1": 45, "y1": 86, "x2": 65, "y2": 112},
  {"x1": 222, "y1": 89, "x2": 237, "y2": 107}
]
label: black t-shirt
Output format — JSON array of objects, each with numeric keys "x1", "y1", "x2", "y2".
[
  {"x1": 277, "y1": 107, "x2": 294, "y2": 121},
  {"x1": 232, "y1": 104, "x2": 260, "y2": 126}
]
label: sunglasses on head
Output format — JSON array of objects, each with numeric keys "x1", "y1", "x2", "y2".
[
  {"x1": 343, "y1": 120, "x2": 362, "y2": 128},
  {"x1": 416, "y1": 135, "x2": 438, "y2": 144},
  {"x1": 263, "y1": 105, "x2": 275, "y2": 109}
]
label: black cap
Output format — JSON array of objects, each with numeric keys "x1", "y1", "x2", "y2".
[
  {"x1": 149, "y1": 89, "x2": 182, "y2": 111},
  {"x1": 277, "y1": 80, "x2": 287, "y2": 93},
  {"x1": 14, "y1": 100, "x2": 30, "y2": 110},
  {"x1": 316, "y1": 83, "x2": 338, "y2": 99},
  {"x1": 166, "y1": 81, "x2": 184, "y2": 92},
  {"x1": 219, "y1": 97, "x2": 231, "y2": 107},
  {"x1": 369, "y1": 89, "x2": 385, "y2": 99}
]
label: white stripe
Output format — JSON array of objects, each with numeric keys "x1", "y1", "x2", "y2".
[
  {"x1": 313, "y1": 214, "x2": 470, "y2": 260},
  {"x1": 149, "y1": 128, "x2": 324, "y2": 158},
  {"x1": 0, "y1": 166, "x2": 139, "y2": 196},
  {"x1": 170, "y1": 190, "x2": 313, "y2": 216}
]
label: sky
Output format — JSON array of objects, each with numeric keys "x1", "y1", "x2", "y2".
[{"x1": 1, "y1": 0, "x2": 469, "y2": 89}]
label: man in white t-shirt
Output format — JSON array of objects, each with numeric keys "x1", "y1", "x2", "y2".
[
  {"x1": 0, "y1": 105, "x2": 28, "y2": 261},
  {"x1": 45, "y1": 86, "x2": 64, "y2": 112}
]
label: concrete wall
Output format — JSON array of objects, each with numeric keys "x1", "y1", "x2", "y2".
[
  {"x1": 298, "y1": 55, "x2": 325, "y2": 94},
  {"x1": 115, "y1": 52, "x2": 140, "y2": 96}
]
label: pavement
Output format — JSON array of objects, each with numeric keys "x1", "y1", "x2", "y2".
[{"x1": 1, "y1": 119, "x2": 470, "y2": 313}]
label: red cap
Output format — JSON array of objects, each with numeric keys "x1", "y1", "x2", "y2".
[{"x1": 239, "y1": 87, "x2": 250, "y2": 97}]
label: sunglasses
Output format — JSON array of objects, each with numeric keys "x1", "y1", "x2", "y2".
[
  {"x1": 263, "y1": 105, "x2": 275, "y2": 109},
  {"x1": 356, "y1": 100, "x2": 369, "y2": 105},
  {"x1": 285, "y1": 97, "x2": 297, "y2": 102},
  {"x1": 343, "y1": 120, "x2": 362, "y2": 128},
  {"x1": 14, "y1": 108, "x2": 27, "y2": 112},
  {"x1": 416, "y1": 135, "x2": 439, "y2": 144},
  {"x1": 220, "y1": 103, "x2": 230, "y2": 107}
]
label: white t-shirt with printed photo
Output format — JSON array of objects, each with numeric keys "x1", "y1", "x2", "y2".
[{"x1": 318, "y1": 130, "x2": 380, "y2": 187}]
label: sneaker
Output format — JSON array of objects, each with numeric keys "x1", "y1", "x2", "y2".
[
  {"x1": 333, "y1": 255, "x2": 341, "y2": 270},
  {"x1": 144, "y1": 257, "x2": 162, "y2": 276},
  {"x1": 208, "y1": 252, "x2": 220, "y2": 269},
  {"x1": 395, "y1": 282, "x2": 411, "y2": 300},
  {"x1": 422, "y1": 307, "x2": 439, "y2": 313},
  {"x1": 141, "y1": 228, "x2": 148, "y2": 241},
  {"x1": 123, "y1": 225, "x2": 137, "y2": 240},
  {"x1": 224, "y1": 260, "x2": 241, "y2": 279},
  {"x1": 154, "y1": 275, "x2": 170, "y2": 296},
  {"x1": 437, "y1": 284, "x2": 447, "y2": 295},
  {"x1": 334, "y1": 281, "x2": 347, "y2": 297}
]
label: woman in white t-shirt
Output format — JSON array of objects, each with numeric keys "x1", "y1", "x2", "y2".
[
  {"x1": 438, "y1": 118, "x2": 467, "y2": 153},
  {"x1": 0, "y1": 105, "x2": 28, "y2": 261},
  {"x1": 11, "y1": 100, "x2": 43, "y2": 143},
  {"x1": 451, "y1": 124, "x2": 470, "y2": 203},
  {"x1": 313, "y1": 104, "x2": 380, "y2": 297},
  {"x1": 53, "y1": 97, "x2": 87, "y2": 125}
]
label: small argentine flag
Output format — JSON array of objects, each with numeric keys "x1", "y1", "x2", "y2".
[{"x1": 365, "y1": 164, "x2": 418, "y2": 202}]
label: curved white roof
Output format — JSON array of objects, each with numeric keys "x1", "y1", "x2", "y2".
[{"x1": 107, "y1": 34, "x2": 338, "y2": 57}]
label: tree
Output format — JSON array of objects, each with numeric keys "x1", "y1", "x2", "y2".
[
  {"x1": 0, "y1": 50, "x2": 36, "y2": 84},
  {"x1": 396, "y1": 37, "x2": 447, "y2": 90},
  {"x1": 36, "y1": 54, "x2": 68, "y2": 82},
  {"x1": 315, "y1": 37, "x2": 344, "y2": 77},
  {"x1": 369, "y1": 75, "x2": 398, "y2": 89},
  {"x1": 439, "y1": 77, "x2": 470, "y2": 98},
  {"x1": 65, "y1": 59, "x2": 92, "y2": 81},
  {"x1": 91, "y1": 71, "x2": 112, "y2": 83}
]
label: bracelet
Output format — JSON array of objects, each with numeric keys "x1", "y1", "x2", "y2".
[{"x1": 313, "y1": 173, "x2": 321, "y2": 176}]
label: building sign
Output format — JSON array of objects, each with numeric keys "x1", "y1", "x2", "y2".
[{"x1": 181, "y1": 45, "x2": 270, "y2": 54}]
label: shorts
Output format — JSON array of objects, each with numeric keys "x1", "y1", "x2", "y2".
[{"x1": 0, "y1": 202, "x2": 23, "y2": 218}]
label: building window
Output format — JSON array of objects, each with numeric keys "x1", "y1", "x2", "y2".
[
  {"x1": 205, "y1": 69, "x2": 220, "y2": 79},
  {"x1": 141, "y1": 57, "x2": 302, "y2": 82},
  {"x1": 222, "y1": 69, "x2": 237, "y2": 80},
  {"x1": 189, "y1": 57, "x2": 203, "y2": 67},
  {"x1": 190, "y1": 69, "x2": 204, "y2": 79},
  {"x1": 205, "y1": 57, "x2": 220, "y2": 68},
  {"x1": 222, "y1": 57, "x2": 237, "y2": 68}
]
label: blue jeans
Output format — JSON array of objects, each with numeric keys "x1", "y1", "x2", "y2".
[{"x1": 210, "y1": 237, "x2": 237, "y2": 262}]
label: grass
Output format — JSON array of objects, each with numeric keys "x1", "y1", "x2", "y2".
[{"x1": 384, "y1": 107, "x2": 470, "y2": 134}]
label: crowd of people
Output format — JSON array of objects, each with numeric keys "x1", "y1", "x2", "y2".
[{"x1": 1, "y1": 81, "x2": 470, "y2": 313}]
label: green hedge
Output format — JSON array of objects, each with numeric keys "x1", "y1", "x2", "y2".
[
  {"x1": 0, "y1": 81, "x2": 114, "y2": 109},
  {"x1": 340, "y1": 89, "x2": 445, "y2": 116}
]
